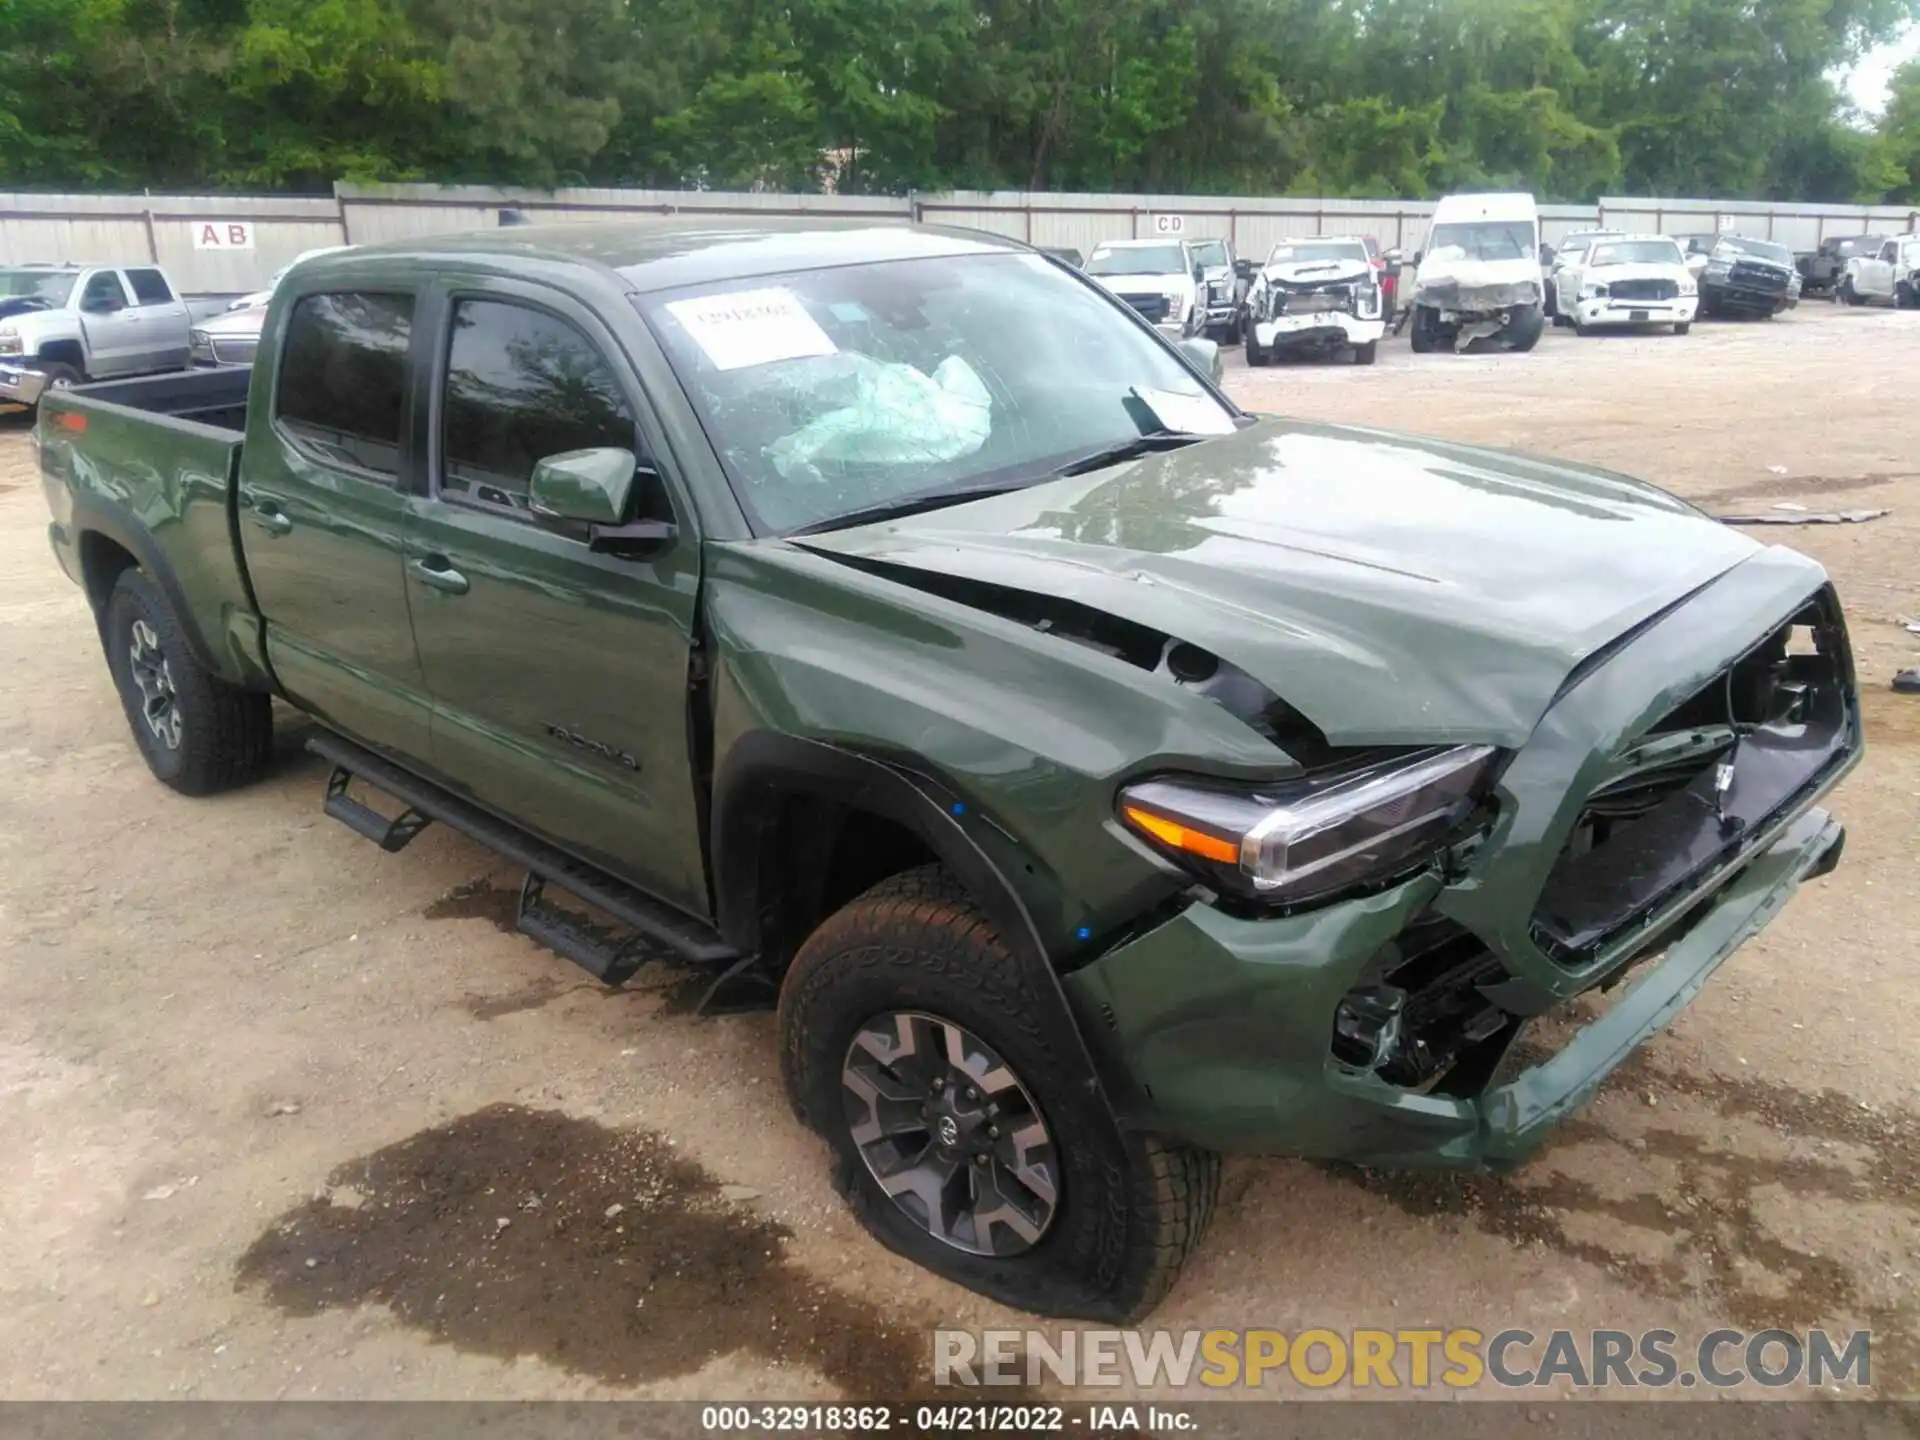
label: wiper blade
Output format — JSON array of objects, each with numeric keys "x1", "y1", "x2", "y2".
[
  {"x1": 787, "y1": 481, "x2": 1028, "y2": 537},
  {"x1": 1055, "y1": 432, "x2": 1206, "y2": 478}
]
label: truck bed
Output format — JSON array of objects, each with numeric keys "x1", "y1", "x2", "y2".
[
  {"x1": 37, "y1": 366, "x2": 269, "y2": 690},
  {"x1": 73, "y1": 367, "x2": 252, "y2": 434}
]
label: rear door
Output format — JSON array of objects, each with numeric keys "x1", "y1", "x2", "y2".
[
  {"x1": 403, "y1": 280, "x2": 709, "y2": 914},
  {"x1": 74, "y1": 270, "x2": 142, "y2": 376},
  {"x1": 236, "y1": 287, "x2": 433, "y2": 758},
  {"x1": 121, "y1": 268, "x2": 191, "y2": 371}
]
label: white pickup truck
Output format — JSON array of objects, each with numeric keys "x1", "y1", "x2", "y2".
[
  {"x1": 0, "y1": 263, "x2": 193, "y2": 407},
  {"x1": 1840, "y1": 234, "x2": 1920, "y2": 308}
]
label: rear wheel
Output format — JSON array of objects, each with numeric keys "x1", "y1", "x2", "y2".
[
  {"x1": 103, "y1": 569, "x2": 273, "y2": 795},
  {"x1": 780, "y1": 866, "x2": 1220, "y2": 1321}
]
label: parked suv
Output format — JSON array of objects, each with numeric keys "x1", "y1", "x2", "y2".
[
  {"x1": 1186, "y1": 237, "x2": 1244, "y2": 341},
  {"x1": 0, "y1": 263, "x2": 192, "y2": 405},
  {"x1": 1680, "y1": 234, "x2": 1796, "y2": 317}
]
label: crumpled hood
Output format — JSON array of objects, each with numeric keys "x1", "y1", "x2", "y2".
[
  {"x1": 1263, "y1": 259, "x2": 1372, "y2": 287},
  {"x1": 794, "y1": 419, "x2": 1761, "y2": 747},
  {"x1": 1413, "y1": 256, "x2": 1541, "y2": 307}
]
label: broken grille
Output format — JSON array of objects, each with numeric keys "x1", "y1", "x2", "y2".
[{"x1": 1530, "y1": 589, "x2": 1854, "y2": 965}]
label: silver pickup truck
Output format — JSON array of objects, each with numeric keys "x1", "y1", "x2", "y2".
[{"x1": 0, "y1": 263, "x2": 193, "y2": 408}]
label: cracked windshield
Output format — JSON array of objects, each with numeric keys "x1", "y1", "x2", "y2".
[{"x1": 641, "y1": 252, "x2": 1233, "y2": 534}]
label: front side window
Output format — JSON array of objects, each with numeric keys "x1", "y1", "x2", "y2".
[
  {"x1": 125, "y1": 269, "x2": 174, "y2": 304},
  {"x1": 440, "y1": 299, "x2": 637, "y2": 520},
  {"x1": 1190, "y1": 241, "x2": 1229, "y2": 268},
  {"x1": 1086, "y1": 244, "x2": 1188, "y2": 276},
  {"x1": 640, "y1": 252, "x2": 1237, "y2": 535},
  {"x1": 1589, "y1": 240, "x2": 1684, "y2": 267},
  {"x1": 276, "y1": 292, "x2": 414, "y2": 479},
  {"x1": 80, "y1": 272, "x2": 128, "y2": 311}
]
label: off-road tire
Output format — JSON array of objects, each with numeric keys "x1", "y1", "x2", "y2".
[
  {"x1": 1352, "y1": 340, "x2": 1378, "y2": 365},
  {"x1": 103, "y1": 568, "x2": 273, "y2": 795},
  {"x1": 779, "y1": 865, "x2": 1221, "y2": 1322}
]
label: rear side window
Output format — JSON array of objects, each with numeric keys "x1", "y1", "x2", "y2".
[
  {"x1": 124, "y1": 268, "x2": 173, "y2": 304},
  {"x1": 276, "y1": 292, "x2": 414, "y2": 479},
  {"x1": 439, "y1": 298, "x2": 636, "y2": 519}
]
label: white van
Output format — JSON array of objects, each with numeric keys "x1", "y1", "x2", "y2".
[{"x1": 1406, "y1": 193, "x2": 1545, "y2": 354}]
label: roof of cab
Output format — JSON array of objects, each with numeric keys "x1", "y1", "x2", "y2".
[{"x1": 325, "y1": 218, "x2": 1030, "y2": 295}]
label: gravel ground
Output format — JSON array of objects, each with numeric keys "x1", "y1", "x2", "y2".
[{"x1": 0, "y1": 301, "x2": 1915, "y2": 1403}]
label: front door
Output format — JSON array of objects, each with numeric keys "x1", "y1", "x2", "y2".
[
  {"x1": 1861, "y1": 241, "x2": 1897, "y2": 297},
  {"x1": 121, "y1": 267, "x2": 192, "y2": 372},
  {"x1": 75, "y1": 270, "x2": 142, "y2": 376},
  {"x1": 404, "y1": 283, "x2": 709, "y2": 915},
  {"x1": 236, "y1": 287, "x2": 433, "y2": 758}
]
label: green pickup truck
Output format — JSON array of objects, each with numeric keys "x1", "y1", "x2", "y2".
[{"x1": 33, "y1": 221, "x2": 1859, "y2": 1322}]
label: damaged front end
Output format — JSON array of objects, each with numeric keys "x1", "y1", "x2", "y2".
[
  {"x1": 1247, "y1": 267, "x2": 1385, "y2": 359},
  {"x1": 1409, "y1": 271, "x2": 1545, "y2": 352},
  {"x1": 1064, "y1": 568, "x2": 1859, "y2": 1167}
]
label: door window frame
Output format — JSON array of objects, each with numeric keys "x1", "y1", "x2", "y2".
[
  {"x1": 123, "y1": 268, "x2": 176, "y2": 306},
  {"x1": 79, "y1": 270, "x2": 131, "y2": 313},
  {"x1": 420, "y1": 279, "x2": 686, "y2": 541},
  {"x1": 268, "y1": 286, "x2": 424, "y2": 490}
]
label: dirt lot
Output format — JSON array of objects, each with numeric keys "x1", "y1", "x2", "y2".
[{"x1": 1, "y1": 302, "x2": 1915, "y2": 1404}]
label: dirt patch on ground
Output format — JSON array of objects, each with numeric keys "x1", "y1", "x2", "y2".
[{"x1": 237, "y1": 1105, "x2": 930, "y2": 1395}]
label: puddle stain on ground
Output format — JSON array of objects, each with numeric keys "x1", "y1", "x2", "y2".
[
  {"x1": 1329, "y1": 1056, "x2": 1919, "y2": 1391},
  {"x1": 235, "y1": 1105, "x2": 936, "y2": 1396}
]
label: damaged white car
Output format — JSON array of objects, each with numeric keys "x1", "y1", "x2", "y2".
[
  {"x1": 1553, "y1": 235, "x2": 1698, "y2": 336},
  {"x1": 1084, "y1": 239, "x2": 1207, "y2": 339},
  {"x1": 1406, "y1": 192, "x2": 1546, "y2": 354},
  {"x1": 1242, "y1": 237, "x2": 1385, "y2": 366}
]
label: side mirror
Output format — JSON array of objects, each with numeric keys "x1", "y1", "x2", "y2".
[
  {"x1": 529, "y1": 446, "x2": 676, "y2": 555},
  {"x1": 1384, "y1": 248, "x2": 1403, "y2": 265},
  {"x1": 1411, "y1": 250, "x2": 1424, "y2": 267},
  {"x1": 1177, "y1": 336, "x2": 1222, "y2": 385},
  {"x1": 1233, "y1": 258, "x2": 1255, "y2": 280},
  {"x1": 1192, "y1": 263, "x2": 1207, "y2": 284}
]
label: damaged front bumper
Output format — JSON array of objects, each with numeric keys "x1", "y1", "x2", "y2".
[
  {"x1": 0, "y1": 363, "x2": 50, "y2": 408},
  {"x1": 1413, "y1": 279, "x2": 1542, "y2": 320},
  {"x1": 1252, "y1": 312, "x2": 1385, "y2": 352},
  {"x1": 1063, "y1": 553, "x2": 1859, "y2": 1168}
]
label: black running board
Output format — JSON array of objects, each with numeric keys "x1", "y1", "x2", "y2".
[{"x1": 309, "y1": 732, "x2": 738, "y2": 982}]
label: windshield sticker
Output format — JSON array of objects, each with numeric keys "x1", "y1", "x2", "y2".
[
  {"x1": 665, "y1": 287, "x2": 838, "y2": 372},
  {"x1": 1132, "y1": 387, "x2": 1236, "y2": 437}
]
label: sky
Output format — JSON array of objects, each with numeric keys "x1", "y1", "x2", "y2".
[{"x1": 1843, "y1": 24, "x2": 1920, "y2": 115}]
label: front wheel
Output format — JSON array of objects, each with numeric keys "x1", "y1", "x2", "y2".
[
  {"x1": 1840, "y1": 277, "x2": 1862, "y2": 306},
  {"x1": 780, "y1": 866, "x2": 1220, "y2": 1321},
  {"x1": 1352, "y1": 340, "x2": 1378, "y2": 365},
  {"x1": 1245, "y1": 331, "x2": 1268, "y2": 367},
  {"x1": 103, "y1": 568, "x2": 273, "y2": 795},
  {"x1": 1674, "y1": 322, "x2": 1692, "y2": 335},
  {"x1": 1409, "y1": 305, "x2": 1439, "y2": 353},
  {"x1": 1506, "y1": 303, "x2": 1545, "y2": 352}
]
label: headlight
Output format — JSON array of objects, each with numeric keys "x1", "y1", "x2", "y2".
[
  {"x1": 1582, "y1": 282, "x2": 1609, "y2": 298},
  {"x1": 0, "y1": 325, "x2": 19, "y2": 356},
  {"x1": 1118, "y1": 745, "x2": 1497, "y2": 906},
  {"x1": 1357, "y1": 283, "x2": 1380, "y2": 313},
  {"x1": 1678, "y1": 280, "x2": 1696, "y2": 296},
  {"x1": 1706, "y1": 261, "x2": 1731, "y2": 277}
]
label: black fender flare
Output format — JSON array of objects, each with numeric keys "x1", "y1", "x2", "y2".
[
  {"x1": 711, "y1": 730, "x2": 1130, "y2": 1121},
  {"x1": 68, "y1": 497, "x2": 229, "y2": 681}
]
